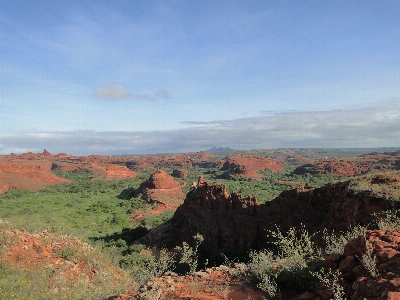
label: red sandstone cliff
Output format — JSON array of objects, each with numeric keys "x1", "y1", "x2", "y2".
[{"x1": 0, "y1": 158, "x2": 69, "y2": 193}]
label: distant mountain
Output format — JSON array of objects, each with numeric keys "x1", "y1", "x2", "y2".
[{"x1": 207, "y1": 147, "x2": 235, "y2": 153}]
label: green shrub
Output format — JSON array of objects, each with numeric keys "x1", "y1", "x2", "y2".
[
  {"x1": 120, "y1": 248, "x2": 175, "y2": 285},
  {"x1": 55, "y1": 248, "x2": 78, "y2": 261},
  {"x1": 323, "y1": 225, "x2": 367, "y2": 255},
  {"x1": 268, "y1": 224, "x2": 315, "y2": 263},
  {"x1": 311, "y1": 268, "x2": 345, "y2": 300},
  {"x1": 357, "y1": 244, "x2": 379, "y2": 278},
  {"x1": 175, "y1": 234, "x2": 204, "y2": 275},
  {"x1": 374, "y1": 209, "x2": 400, "y2": 230},
  {"x1": 246, "y1": 225, "x2": 322, "y2": 296}
]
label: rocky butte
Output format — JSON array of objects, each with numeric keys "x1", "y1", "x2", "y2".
[{"x1": 133, "y1": 170, "x2": 186, "y2": 219}]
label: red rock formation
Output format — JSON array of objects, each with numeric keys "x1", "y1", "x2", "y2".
[
  {"x1": 293, "y1": 151, "x2": 400, "y2": 176},
  {"x1": 171, "y1": 169, "x2": 188, "y2": 179},
  {"x1": 104, "y1": 165, "x2": 137, "y2": 179},
  {"x1": 297, "y1": 229, "x2": 400, "y2": 300},
  {"x1": 140, "y1": 170, "x2": 181, "y2": 190},
  {"x1": 0, "y1": 158, "x2": 69, "y2": 193},
  {"x1": 132, "y1": 151, "x2": 218, "y2": 171},
  {"x1": 221, "y1": 155, "x2": 284, "y2": 179},
  {"x1": 134, "y1": 170, "x2": 186, "y2": 215},
  {"x1": 143, "y1": 178, "x2": 400, "y2": 257},
  {"x1": 42, "y1": 149, "x2": 51, "y2": 156}
]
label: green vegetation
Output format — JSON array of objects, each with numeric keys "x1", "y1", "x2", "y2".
[
  {"x1": 0, "y1": 220, "x2": 134, "y2": 300},
  {"x1": 374, "y1": 209, "x2": 400, "y2": 230},
  {"x1": 1, "y1": 150, "x2": 399, "y2": 298},
  {"x1": 322, "y1": 225, "x2": 367, "y2": 255},
  {"x1": 348, "y1": 172, "x2": 400, "y2": 201},
  {"x1": 311, "y1": 268, "x2": 345, "y2": 300},
  {"x1": 0, "y1": 170, "x2": 151, "y2": 239},
  {"x1": 175, "y1": 233, "x2": 204, "y2": 275},
  {"x1": 177, "y1": 163, "x2": 346, "y2": 203},
  {"x1": 244, "y1": 225, "x2": 323, "y2": 298}
]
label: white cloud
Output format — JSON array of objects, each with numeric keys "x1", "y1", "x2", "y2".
[
  {"x1": 95, "y1": 85, "x2": 171, "y2": 101},
  {"x1": 95, "y1": 84, "x2": 132, "y2": 100},
  {"x1": 1, "y1": 100, "x2": 400, "y2": 155}
]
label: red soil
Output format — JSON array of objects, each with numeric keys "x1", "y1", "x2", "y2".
[
  {"x1": 136, "y1": 268, "x2": 266, "y2": 300},
  {"x1": 1, "y1": 221, "x2": 131, "y2": 284}
]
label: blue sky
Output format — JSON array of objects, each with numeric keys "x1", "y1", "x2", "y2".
[{"x1": 1, "y1": 0, "x2": 400, "y2": 155}]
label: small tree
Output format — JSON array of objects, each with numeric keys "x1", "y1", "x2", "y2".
[{"x1": 175, "y1": 234, "x2": 204, "y2": 274}]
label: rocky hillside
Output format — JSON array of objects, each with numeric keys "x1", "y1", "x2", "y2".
[{"x1": 0, "y1": 219, "x2": 134, "y2": 299}]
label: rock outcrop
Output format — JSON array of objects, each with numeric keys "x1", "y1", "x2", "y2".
[
  {"x1": 138, "y1": 170, "x2": 181, "y2": 191},
  {"x1": 171, "y1": 169, "x2": 188, "y2": 179},
  {"x1": 221, "y1": 155, "x2": 284, "y2": 179},
  {"x1": 297, "y1": 229, "x2": 400, "y2": 300},
  {"x1": 143, "y1": 177, "x2": 400, "y2": 257},
  {"x1": 134, "y1": 170, "x2": 186, "y2": 216},
  {"x1": 0, "y1": 158, "x2": 69, "y2": 193},
  {"x1": 293, "y1": 151, "x2": 400, "y2": 176}
]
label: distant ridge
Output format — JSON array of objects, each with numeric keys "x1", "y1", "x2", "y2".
[{"x1": 207, "y1": 147, "x2": 235, "y2": 153}]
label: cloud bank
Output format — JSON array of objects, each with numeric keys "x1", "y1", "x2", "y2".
[
  {"x1": 95, "y1": 85, "x2": 171, "y2": 101},
  {"x1": 1, "y1": 100, "x2": 400, "y2": 155}
]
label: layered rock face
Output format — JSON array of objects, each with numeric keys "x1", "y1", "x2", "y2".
[
  {"x1": 0, "y1": 159, "x2": 69, "y2": 193},
  {"x1": 131, "y1": 151, "x2": 217, "y2": 170},
  {"x1": 147, "y1": 178, "x2": 400, "y2": 257},
  {"x1": 103, "y1": 165, "x2": 137, "y2": 180},
  {"x1": 52, "y1": 160, "x2": 137, "y2": 181}
]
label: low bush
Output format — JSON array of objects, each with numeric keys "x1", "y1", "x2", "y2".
[
  {"x1": 311, "y1": 268, "x2": 345, "y2": 300},
  {"x1": 374, "y1": 209, "x2": 400, "y2": 230},
  {"x1": 323, "y1": 225, "x2": 367, "y2": 255},
  {"x1": 175, "y1": 234, "x2": 204, "y2": 275},
  {"x1": 120, "y1": 247, "x2": 175, "y2": 285},
  {"x1": 245, "y1": 225, "x2": 323, "y2": 297}
]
